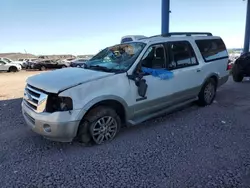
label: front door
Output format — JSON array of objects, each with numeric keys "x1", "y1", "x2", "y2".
[
  {"x1": 0, "y1": 61, "x2": 8, "y2": 71},
  {"x1": 130, "y1": 44, "x2": 180, "y2": 119}
]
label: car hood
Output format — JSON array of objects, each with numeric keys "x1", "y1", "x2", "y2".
[
  {"x1": 8, "y1": 63, "x2": 21, "y2": 67},
  {"x1": 26, "y1": 68, "x2": 115, "y2": 93}
]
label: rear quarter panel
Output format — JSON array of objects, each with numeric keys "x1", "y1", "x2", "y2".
[{"x1": 190, "y1": 38, "x2": 229, "y2": 86}]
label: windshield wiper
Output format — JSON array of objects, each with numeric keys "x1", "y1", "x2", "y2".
[{"x1": 87, "y1": 65, "x2": 124, "y2": 73}]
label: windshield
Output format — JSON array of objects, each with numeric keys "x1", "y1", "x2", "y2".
[
  {"x1": 85, "y1": 42, "x2": 146, "y2": 72},
  {"x1": 4, "y1": 58, "x2": 12, "y2": 63}
]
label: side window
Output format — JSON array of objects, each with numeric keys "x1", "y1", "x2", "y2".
[
  {"x1": 141, "y1": 44, "x2": 166, "y2": 69},
  {"x1": 167, "y1": 41, "x2": 198, "y2": 70},
  {"x1": 0, "y1": 61, "x2": 6, "y2": 65},
  {"x1": 195, "y1": 39, "x2": 228, "y2": 62}
]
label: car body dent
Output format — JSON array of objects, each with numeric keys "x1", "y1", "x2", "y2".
[
  {"x1": 59, "y1": 73, "x2": 133, "y2": 120},
  {"x1": 26, "y1": 68, "x2": 115, "y2": 93}
]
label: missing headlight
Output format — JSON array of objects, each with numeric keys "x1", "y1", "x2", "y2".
[{"x1": 46, "y1": 94, "x2": 73, "y2": 112}]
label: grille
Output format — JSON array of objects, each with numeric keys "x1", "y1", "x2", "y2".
[{"x1": 23, "y1": 84, "x2": 48, "y2": 113}]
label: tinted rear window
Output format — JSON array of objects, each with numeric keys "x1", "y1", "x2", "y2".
[
  {"x1": 195, "y1": 39, "x2": 228, "y2": 62},
  {"x1": 121, "y1": 37, "x2": 133, "y2": 43}
]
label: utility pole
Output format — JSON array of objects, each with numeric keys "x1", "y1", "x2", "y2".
[
  {"x1": 161, "y1": 0, "x2": 171, "y2": 35},
  {"x1": 243, "y1": 0, "x2": 250, "y2": 53}
]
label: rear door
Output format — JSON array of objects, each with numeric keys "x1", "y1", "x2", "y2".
[{"x1": 165, "y1": 41, "x2": 203, "y2": 100}]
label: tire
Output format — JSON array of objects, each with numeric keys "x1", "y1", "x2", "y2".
[
  {"x1": 77, "y1": 106, "x2": 121, "y2": 145},
  {"x1": 40, "y1": 66, "x2": 46, "y2": 71},
  {"x1": 232, "y1": 65, "x2": 244, "y2": 82},
  {"x1": 9, "y1": 66, "x2": 18, "y2": 72},
  {"x1": 197, "y1": 78, "x2": 217, "y2": 106}
]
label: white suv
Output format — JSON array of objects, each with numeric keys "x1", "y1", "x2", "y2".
[
  {"x1": 22, "y1": 32, "x2": 230, "y2": 145},
  {"x1": 0, "y1": 60, "x2": 22, "y2": 72}
]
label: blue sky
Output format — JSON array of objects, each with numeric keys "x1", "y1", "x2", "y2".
[{"x1": 0, "y1": 0, "x2": 247, "y2": 55}]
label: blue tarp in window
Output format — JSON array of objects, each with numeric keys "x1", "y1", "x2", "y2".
[{"x1": 141, "y1": 67, "x2": 174, "y2": 80}]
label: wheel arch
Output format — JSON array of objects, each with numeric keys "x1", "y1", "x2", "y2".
[
  {"x1": 77, "y1": 95, "x2": 130, "y2": 125},
  {"x1": 8, "y1": 66, "x2": 17, "y2": 72},
  {"x1": 202, "y1": 73, "x2": 219, "y2": 88}
]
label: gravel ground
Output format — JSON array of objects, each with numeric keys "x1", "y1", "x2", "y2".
[
  {"x1": 1, "y1": 77, "x2": 250, "y2": 188},
  {"x1": 0, "y1": 70, "x2": 42, "y2": 100}
]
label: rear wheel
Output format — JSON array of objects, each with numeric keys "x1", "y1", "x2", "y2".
[
  {"x1": 77, "y1": 106, "x2": 121, "y2": 145},
  {"x1": 9, "y1": 66, "x2": 17, "y2": 72},
  {"x1": 198, "y1": 78, "x2": 217, "y2": 106},
  {"x1": 40, "y1": 66, "x2": 46, "y2": 71},
  {"x1": 232, "y1": 65, "x2": 244, "y2": 82}
]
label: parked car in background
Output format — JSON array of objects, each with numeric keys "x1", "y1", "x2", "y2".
[
  {"x1": 30, "y1": 59, "x2": 68, "y2": 71},
  {"x1": 0, "y1": 57, "x2": 25, "y2": 68},
  {"x1": 232, "y1": 52, "x2": 250, "y2": 82},
  {"x1": 70, "y1": 58, "x2": 88, "y2": 67},
  {"x1": 18, "y1": 58, "x2": 38, "y2": 63},
  {"x1": 62, "y1": 58, "x2": 76, "y2": 64},
  {"x1": 121, "y1": 35, "x2": 147, "y2": 44},
  {"x1": 22, "y1": 32, "x2": 230, "y2": 145},
  {"x1": 0, "y1": 59, "x2": 22, "y2": 72}
]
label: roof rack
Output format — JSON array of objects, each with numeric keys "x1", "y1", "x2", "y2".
[
  {"x1": 138, "y1": 32, "x2": 213, "y2": 41},
  {"x1": 163, "y1": 32, "x2": 213, "y2": 37}
]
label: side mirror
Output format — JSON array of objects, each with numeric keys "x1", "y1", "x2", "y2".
[
  {"x1": 137, "y1": 79, "x2": 148, "y2": 97},
  {"x1": 127, "y1": 72, "x2": 148, "y2": 98}
]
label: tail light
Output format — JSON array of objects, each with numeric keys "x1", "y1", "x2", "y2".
[{"x1": 227, "y1": 60, "x2": 233, "y2": 70}]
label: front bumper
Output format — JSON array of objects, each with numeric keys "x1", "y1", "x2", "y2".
[{"x1": 22, "y1": 101, "x2": 81, "y2": 142}]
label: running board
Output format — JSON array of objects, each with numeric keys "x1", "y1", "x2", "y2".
[{"x1": 127, "y1": 97, "x2": 198, "y2": 126}]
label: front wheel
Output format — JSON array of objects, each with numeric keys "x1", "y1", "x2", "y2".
[
  {"x1": 9, "y1": 66, "x2": 18, "y2": 72},
  {"x1": 198, "y1": 78, "x2": 217, "y2": 106},
  {"x1": 78, "y1": 106, "x2": 121, "y2": 145}
]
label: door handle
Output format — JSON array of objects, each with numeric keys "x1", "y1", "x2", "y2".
[{"x1": 196, "y1": 69, "x2": 201, "y2": 72}]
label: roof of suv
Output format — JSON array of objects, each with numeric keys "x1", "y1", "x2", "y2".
[{"x1": 137, "y1": 32, "x2": 221, "y2": 44}]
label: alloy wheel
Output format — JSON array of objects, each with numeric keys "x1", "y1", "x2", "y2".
[{"x1": 90, "y1": 116, "x2": 118, "y2": 144}]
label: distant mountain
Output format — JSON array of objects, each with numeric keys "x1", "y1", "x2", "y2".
[
  {"x1": 0, "y1": 53, "x2": 36, "y2": 60},
  {"x1": 0, "y1": 53, "x2": 94, "y2": 60}
]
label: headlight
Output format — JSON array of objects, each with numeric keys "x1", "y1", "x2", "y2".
[{"x1": 46, "y1": 95, "x2": 73, "y2": 112}]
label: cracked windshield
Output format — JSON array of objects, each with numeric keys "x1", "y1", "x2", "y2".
[{"x1": 85, "y1": 42, "x2": 146, "y2": 72}]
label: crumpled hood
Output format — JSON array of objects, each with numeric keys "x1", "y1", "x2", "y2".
[{"x1": 26, "y1": 68, "x2": 114, "y2": 93}]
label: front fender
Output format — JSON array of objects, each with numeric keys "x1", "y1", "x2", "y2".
[{"x1": 76, "y1": 95, "x2": 130, "y2": 121}]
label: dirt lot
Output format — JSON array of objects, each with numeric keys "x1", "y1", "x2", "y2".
[
  {"x1": 0, "y1": 71, "x2": 42, "y2": 100},
  {"x1": 1, "y1": 72, "x2": 250, "y2": 187}
]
